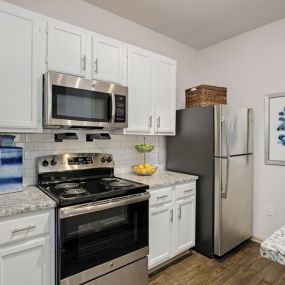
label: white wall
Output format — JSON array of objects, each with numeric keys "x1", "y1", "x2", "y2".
[
  {"x1": 5, "y1": 0, "x2": 197, "y2": 109},
  {"x1": 197, "y1": 18, "x2": 285, "y2": 240}
]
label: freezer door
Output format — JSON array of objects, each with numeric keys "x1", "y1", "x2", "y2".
[
  {"x1": 214, "y1": 155, "x2": 253, "y2": 256},
  {"x1": 214, "y1": 105, "x2": 253, "y2": 157}
]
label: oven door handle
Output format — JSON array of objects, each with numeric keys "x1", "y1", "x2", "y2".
[{"x1": 60, "y1": 192, "x2": 150, "y2": 219}]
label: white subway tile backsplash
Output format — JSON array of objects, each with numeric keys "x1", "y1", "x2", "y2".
[{"x1": 2, "y1": 131, "x2": 165, "y2": 186}]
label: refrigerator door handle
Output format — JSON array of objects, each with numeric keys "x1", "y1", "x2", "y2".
[
  {"x1": 221, "y1": 117, "x2": 230, "y2": 199},
  {"x1": 221, "y1": 157, "x2": 230, "y2": 199}
]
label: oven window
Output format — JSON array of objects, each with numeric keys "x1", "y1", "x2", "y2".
[
  {"x1": 52, "y1": 85, "x2": 111, "y2": 122},
  {"x1": 60, "y1": 200, "x2": 148, "y2": 279}
]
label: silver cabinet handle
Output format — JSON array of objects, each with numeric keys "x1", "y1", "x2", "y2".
[
  {"x1": 157, "y1": 195, "x2": 168, "y2": 199},
  {"x1": 184, "y1": 189, "x2": 193, "y2": 193},
  {"x1": 170, "y1": 209, "x2": 173, "y2": 222},
  {"x1": 149, "y1": 116, "x2": 152, "y2": 128},
  {"x1": 12, "y1": 225, "x2": 36, "y2": 234},
  {"x1": 94, "y1": 58, "x2": 98, "y2": 73},
  {"x1": 157, "y1": 116, "x2": 161, "y2": 128},
  {"x1": 82, "y1": 55, "x2": 86, "y2": 70},
  {"x1": 178, "y1": 206, "x2": 182, "y2": 219}
]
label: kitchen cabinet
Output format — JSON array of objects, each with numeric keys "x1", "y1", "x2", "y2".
[
  {"x1": 47, "y1": 20, "x2": 88, "y2": 77},
  {"x1": 125, "y1": 45, "x2": 155, "y2": 134},
  {"x1": 154, "y1": 55, "x2": 176, "y2": 135},
  {"x1": 148, "y1": 182, "x2": 196, "y2": 270},
  {"x1": 125, "y1": 46, "x2": 176, "y2": 135},
  {"x1": 92, "y1": 34, "x2": 125, "y2": 84},
  {"x1": 149, "y1": 202, "x2": 173, "y2": 267},
  {"x1": 0, "y1": 1, "x2": 41, "y2": 132},
  {"x1": 175, "y1": 196, "x2": 195, "y2": 255},
  {"x1": 0, "y1": 209, "x2": 55, "y2": 285},
  {"x1": 0, "y1": 237, "x2": 51, "y2": 285}
]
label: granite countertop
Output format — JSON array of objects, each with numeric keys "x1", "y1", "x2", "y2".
[
  {"x1": 261, "y1": 225, "x2": 285, "y2": 266},
  {"x1": 119, "y1": 170, "x2": 198, "y2": 189},
  {"x1": 0, "y1": 186, "x2": 56, "y2": 219}
]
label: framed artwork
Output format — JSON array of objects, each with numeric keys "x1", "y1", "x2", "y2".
[{"x1": 265, "y1": 93, "x2": 285, "y2": 165}]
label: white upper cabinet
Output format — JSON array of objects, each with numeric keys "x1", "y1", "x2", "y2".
[
  {"x1": 125, "y1": 46, "x2": 177, "y2": 135},
  {"x1": 47, "y1": 20, "x2": 87, "y2": 77},
  {"x1": 0, "y1": 1, "x2": 41, "y2": 132},
  {"x1": 154, "y1": 55, "x2": 177, "y2": 135},
  {"x1": 125, "y1": 45, "x2": 155, "y2": 134},
  {"x1": 92, "y1": 34, "x2": 125, "y2": 84}
]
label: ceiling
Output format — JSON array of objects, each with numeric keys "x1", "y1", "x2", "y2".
[{"x1": 84, "y1": 0, "x2": 285, "y2": 49}]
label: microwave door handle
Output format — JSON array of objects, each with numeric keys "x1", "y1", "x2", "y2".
[{"x1": 111, "y1": 94, "x2": 116, "y2": 123}]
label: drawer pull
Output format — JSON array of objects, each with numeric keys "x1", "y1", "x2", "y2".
[
  {"x1": 178, "y1": 206, "x2": 182, "y2": 219},
  {"x1": 184, "y1": 189, "x2": 193, "y2": 193},
  {"x1": 11, "y1": 225, "x2": 36, "y2": 234},
  {"x1": 157, "y1": 195, "x2": 168, "y2": 199},
  {"x1": 170, "y1": 209, "x2": 174, "y2": 222}
]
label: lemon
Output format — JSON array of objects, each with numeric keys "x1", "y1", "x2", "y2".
[
  {"x1": 138, "y1": 164, "x2": 144, "y2": 169},
  {"x1": 140, "y1": 169, "x2": 147, "y2": 175},
  {"x1": 144, "y1": 163, "x2": 151, "y2": 168}
]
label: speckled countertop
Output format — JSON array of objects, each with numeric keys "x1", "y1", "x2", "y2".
[
  {"x1": 119, "y1": 170, "x2": 198, "y2": 189},
  {"x1": 0, "y1": 187, "x2": 56, "y2": 218},
  {"x1": 261, "y1": 225, "x2": 285, "y2": 266}
]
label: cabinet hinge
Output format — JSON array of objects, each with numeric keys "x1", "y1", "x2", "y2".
[{"x1": 45, "y1": 24, "x2": 49, "y2": 34}]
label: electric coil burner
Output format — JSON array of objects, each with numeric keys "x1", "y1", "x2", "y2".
[{"x1": 37, "y1": 153, "x2": 149, "y2": 285}]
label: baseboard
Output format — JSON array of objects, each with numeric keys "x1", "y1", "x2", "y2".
[
  {"x1": 251, "y1": 236, "x2": 264, "y2": 243},
  {"x1": 148, "y1": 250, "x2": 191, "y2": 275}
]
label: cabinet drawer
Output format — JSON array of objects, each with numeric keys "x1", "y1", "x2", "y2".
[
  {"x1": 0, "y1": 212, "x2": 50, "y2": 246},
  {"x1": 175, "y1": 182, "x2": 196, "y2": 200},
  {"x1": 149, "y1": 187, "x2": 172, "y2": 206}
]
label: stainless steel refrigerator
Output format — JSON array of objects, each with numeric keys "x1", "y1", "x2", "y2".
[{"x1": 166, "y1": 105, "x2": 253, "y2": 257}]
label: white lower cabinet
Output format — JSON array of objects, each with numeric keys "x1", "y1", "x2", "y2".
[
  {"x1": 0, "y1": 237, "x2": 51, "y2": 285},
  {"x1": 149, "y1": 202, "x2": 173, "y2": 267},
  {"x1": 175, "y1": 196, "x2": 196, "y2": 255},
  {"x1": 0, "y1": 209, "x2": 55, "y2": 285},
  {"x1": 148, "y1": 182, "x2": 196, "y2": 269}
]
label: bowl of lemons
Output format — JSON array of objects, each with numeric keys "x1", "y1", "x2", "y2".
[{"x1": 133, "y1": 163, "x2": 157, "y2": 176}]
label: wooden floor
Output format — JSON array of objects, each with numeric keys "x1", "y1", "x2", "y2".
[{"x1": 149, "y1": 241, "x2": 285, "y2": 285}]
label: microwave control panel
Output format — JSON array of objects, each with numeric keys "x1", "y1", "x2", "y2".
[{"x1": 114, "y1": 95, "x2": 126, "y2": 123}]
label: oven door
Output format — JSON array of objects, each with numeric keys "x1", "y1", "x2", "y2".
[
  {"x1": 44, "y1": 71, "x2": 128, "y2": 129},
  {"x1": 59, "y1": 193, "x2": 149, "y2": 285}
]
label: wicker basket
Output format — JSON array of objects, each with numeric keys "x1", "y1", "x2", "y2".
[{"x1": 185, "y1": 85, "x2": 227, "y2": 108}]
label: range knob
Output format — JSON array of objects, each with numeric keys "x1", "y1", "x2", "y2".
[
  {"x1": 101, "y1": 156, "x2": 107, "y2": 163},
  {"x1": 107, "y1": 156, "x2": 113, "y2": 163},
  {"x1": 42, "y1": 160, "x2": 49, "y2": 167},
  {"x1": 51, "y1": 159, "x2": 57, "y2": 166}
]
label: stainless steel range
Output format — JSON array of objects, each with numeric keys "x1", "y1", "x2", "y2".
[{"x1": 37, "y1": 153, "x2": 149, "y2": 285}]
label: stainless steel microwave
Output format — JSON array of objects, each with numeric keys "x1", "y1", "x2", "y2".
[{"x1": 43, "y1": 72, "x2": 128, "y2": 129}]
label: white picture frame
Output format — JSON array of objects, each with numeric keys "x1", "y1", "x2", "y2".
[{"x1": 265, "y1": 93, "x2": 285, "y2": 165}]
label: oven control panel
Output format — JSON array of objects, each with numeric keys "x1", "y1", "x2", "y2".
[
  {"x1": 38, "y1": 153, "x2": 115, "y2": 173},
  {"x1": 114, "y1": 95, "x2": 126, "y2": 123},
  {"x1": 68, "y1": 157, "x2": 93, "y2": 166}
]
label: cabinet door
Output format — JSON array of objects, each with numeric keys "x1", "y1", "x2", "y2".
[
  {"x1": 175, "y1": 196, "x2": 196, "y2": 255},
  {"x1": 125, "y1": 46, "x2": 155, "y2": 134},
  {"x1": 0, "y1": 237, "x2": 50, "y2": 285},
  {"x1": 92, "y1": 34, "x2": 124, "y2": 84},
  {"x1": 154, "y1": 55, "x2": 176, "y2": 135},
  {"x1": 0, "y1": 2, "x2": 40, "y2": 131},
  {"x1": 47, "y1": 21, "x2": 87, "y2": 77},
  {"x1": 149, "y1": 203, "x2": 173, "y2": 269}
]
